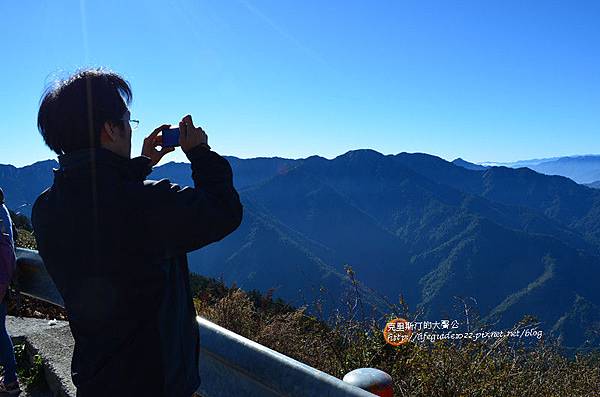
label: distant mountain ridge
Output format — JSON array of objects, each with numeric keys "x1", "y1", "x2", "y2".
[
  {"x1": 481, "y1": 154, "x2": 600, "y2": 184},
  {"x1": 3, "y1": 149, "x2": 600, "y2": 349},
  {"x1": 0, "y1": 159, "x2": 58, "y2": 216}
]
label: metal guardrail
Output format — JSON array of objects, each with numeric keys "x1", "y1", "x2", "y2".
[
  {"x1": 196, "y1": 316, "x2": 378, "y2": 396},
  {"x1": 14, "y1": 248, "x2": 392, "y2": 396},
  {"x1": 14, "y1": 248, "x2": 64, "y2": 307}
]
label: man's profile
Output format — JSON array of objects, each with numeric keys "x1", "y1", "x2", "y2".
[{"x1": 31, "y1": 68, "x2": 243, "y2": 397}]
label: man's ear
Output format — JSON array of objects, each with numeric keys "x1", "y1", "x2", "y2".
[{"x1": 101, "y1": 121, "x2": 116, "y2": 143}]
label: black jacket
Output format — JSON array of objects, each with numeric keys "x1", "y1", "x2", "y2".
[{"x1": 31, "y1": 146, "x2": 243, "y2": 397}]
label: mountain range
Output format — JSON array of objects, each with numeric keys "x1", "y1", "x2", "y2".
[
  {"x1": 3, "y1": 150, "x2": 600, "y2": 349},
  {"x1": 473, "y1": 155, "x2": 600, "y2": 185}
]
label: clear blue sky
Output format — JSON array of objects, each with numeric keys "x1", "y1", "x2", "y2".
[{"x1": 1, "y1": 0, "x2": 599, "y2": 167}]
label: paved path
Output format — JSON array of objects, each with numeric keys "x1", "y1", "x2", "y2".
[{"x1": 6, "y1": 316, "x2": 75, "y2": 397}]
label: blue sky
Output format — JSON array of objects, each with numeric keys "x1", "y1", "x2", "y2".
[{"x1": 1, "y1": 0, "x2": 599, "y2": 167}]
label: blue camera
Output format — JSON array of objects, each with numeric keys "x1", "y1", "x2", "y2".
[{"x1": 162, "y1": 128, "x2": 180, "y2": 147}]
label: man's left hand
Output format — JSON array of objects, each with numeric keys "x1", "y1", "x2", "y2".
[{"x1": 142, "y1": 124, "x2": 176, "y2": 167}]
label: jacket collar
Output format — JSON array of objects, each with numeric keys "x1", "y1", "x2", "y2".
[{"x1": 54, "y1": 147, "x2": 152, "y2": 181}]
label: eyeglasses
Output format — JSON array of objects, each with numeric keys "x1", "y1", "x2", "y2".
[
  {"x1": 129, "y1": 119, "x2": 139, "y2": 130},
  {"x1": 120, "y1": 117, "x2": 139, "y2": 131}
]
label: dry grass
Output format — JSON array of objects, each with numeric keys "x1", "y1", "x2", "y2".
[
  {"x1": 14, "y1": 228, "x2": 37, "y2": 250},
  {"x1": 193, "y1": 273, "x2": 600, "y2": 397}
]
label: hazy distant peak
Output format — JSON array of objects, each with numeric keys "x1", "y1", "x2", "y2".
[
  {"x1": 549, "y1": 155, "x2": 600, "y2": 163},
  {"x1": 585, "y1": 181, "x2": 600, "y2": 189},
  {"x1": 479, "y1": 154, "x2": 600, "y2": 184},
  {"x1": 481, "y1": 156, "x2": 569, "y2": 168},
  {"x1": 452, "y1": 158, "x2": 488, "y2": 171}
]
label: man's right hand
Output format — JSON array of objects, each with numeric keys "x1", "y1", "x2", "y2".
[{"x1": 179, "y1": 114, "x2": 209, "y2": 154}]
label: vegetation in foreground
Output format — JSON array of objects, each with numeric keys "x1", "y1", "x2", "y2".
[
  {"x1": 192, "y1": 271, "x2": 600, "y2": 397},
  {"x1": 13, "y1": 343, "x2": 46, "y2": 390}
]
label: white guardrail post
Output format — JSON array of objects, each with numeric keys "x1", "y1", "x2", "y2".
[
  {"x1": 343, "y1": 368, "x2": 393, "y2": 397},
  {"x1": 15, "y1": 248, "x2": 393, "y2": 396}
]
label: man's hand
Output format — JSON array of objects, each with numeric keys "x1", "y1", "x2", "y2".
[
  {"x1": 179, "y1": 115, "x2": 209, "y2": 154},
  {"x1": 142, "y1": 124, "x2": 176, "y2": 167}
]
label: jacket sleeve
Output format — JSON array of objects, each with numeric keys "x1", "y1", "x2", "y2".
[{"x1": 128, "y1": 145, "x2": 243, "y2": 258}]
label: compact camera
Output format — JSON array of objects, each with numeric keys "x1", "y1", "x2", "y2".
[{"x1": 162, "y1": 127, "x2": 180, "y2": 147}]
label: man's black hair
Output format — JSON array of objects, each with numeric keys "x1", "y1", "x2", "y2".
[{"x1": 37, "y1": 68, "x2": 133, "y2": 155}]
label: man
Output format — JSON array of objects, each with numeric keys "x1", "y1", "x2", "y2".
[{"x1": 31, "y1": 69, "x2": 243, "y2": 397}]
